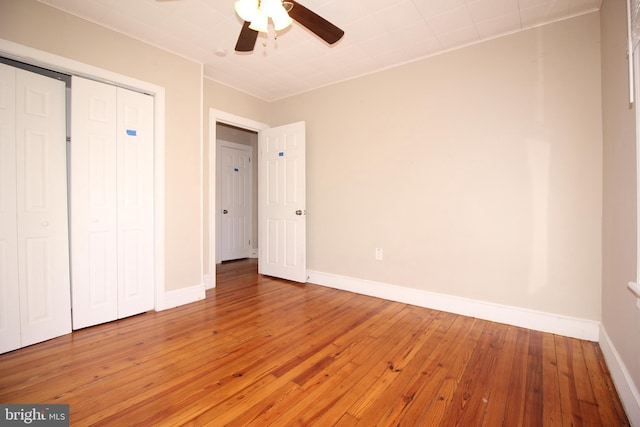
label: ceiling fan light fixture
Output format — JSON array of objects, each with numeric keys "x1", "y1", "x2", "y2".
[
  {"x1": 248, "y1": 12, "x2": 269, "y2": 33},
  {"x1": 259, "y1": 0, "x2": 282, "y2": 17},
  {"x1": 234, "y1": 0, "x2": 258, "y2": 22},
  {"x1": 271, "y1": 6, "x2": 293, "y2": 31},
  {"x1": 236, "y1": 0, "x2": 293, "y2": 34}
]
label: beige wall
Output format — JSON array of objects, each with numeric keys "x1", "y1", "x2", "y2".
[
  {"x1": 601, "y1": 0, "x2": 640, "y2": 397},
  {"x1": 269, "y1": 12, "x2": 603, "y2": 320},
  {"x1": 0, "y1": 0, "x2": 203, "y2": 292}
]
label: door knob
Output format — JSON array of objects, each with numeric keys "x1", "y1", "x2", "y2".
[
  {"x1": 295, "y1": 210, "x2": 303, "y2": 216},
  {"x1": 222, "y1": 209, "x2": 228, "y2": 214}
]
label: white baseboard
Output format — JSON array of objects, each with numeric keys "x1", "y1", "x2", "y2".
[
  {"x1": 203, "y1": 274, "x2": 215, "y2": 290},
  {"x1": 599, "y1": 325, "x2": 640, "y2": 426},
  {"x1": 156, "y1": 283, "x2": 206, "y2": 311},
  {"x1": 307, "y1": 270, "x2": 600, "y2": 342}
]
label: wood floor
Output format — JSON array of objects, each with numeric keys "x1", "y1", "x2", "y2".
[{"x1": 0, "y1": 259, "x2": 629, "y2": 426}]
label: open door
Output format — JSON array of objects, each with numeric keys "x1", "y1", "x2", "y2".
[{"x1": 258, "y1": 122, "x2": 306, "y2": 282}]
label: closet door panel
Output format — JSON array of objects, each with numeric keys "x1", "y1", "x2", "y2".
[
  {"x1": 15, "y1": 68, "x2": 70, "y2": 346},
  {"x1": 117, "y1": 88, "x2": 154, "y2": 318},
  {"x1": 0, "y1": 64, "x2": 20, "y2": 353},
  {"x1": 70, "y1": 77, "x2": 118, "y2": 329}
]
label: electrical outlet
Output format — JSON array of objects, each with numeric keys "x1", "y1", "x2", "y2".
[{"x1": 375, "y1": 248, "x2": 383, "y2": 260}]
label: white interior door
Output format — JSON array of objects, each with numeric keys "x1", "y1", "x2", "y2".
[
  {"x1": 116, "y1": 87, "x2": 154, "y2": 319},
  {"x1": 0, "y1": 63, "x2": 21, "y2": 353},
  {"x1": 219, "y1": 141, "x2": 252, "y2": 262},
  {"x1": 71, "y1": 78, "x2": 154, "y2": 328},
  {"x1": 70, "y1": 76, "x2": 118, "y2": 329},
  {"x1": 258, "y1": 121, "x2": 306, "y2": 282},
  {"x1": 16, "y1": 67, "x2": 71, "y2": 347}
]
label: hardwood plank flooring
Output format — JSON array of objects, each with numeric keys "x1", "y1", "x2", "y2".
[{"x1": 0, "y1": 259, "x2": 630, "y2": 426}]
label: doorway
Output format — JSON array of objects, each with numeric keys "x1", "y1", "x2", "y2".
[
  {"x1": 207, "y1": 110, "x2": 269, "y2": 289},
  {"x1": 207, "y1": 110, "x2": 308, "y2": 287},
  {"x1": 216, "y1": 125, "x2": 257, "y2": 263}
]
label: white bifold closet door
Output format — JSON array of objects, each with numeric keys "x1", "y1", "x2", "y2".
[
  {"x1": 71, "y1": 76, "x2": 154, "y2": 330},
  {"x1": 0, "y1": 63, "x2": 71, "y2": 354}
]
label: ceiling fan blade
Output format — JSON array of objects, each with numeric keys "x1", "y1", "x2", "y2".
[
  {"x1": 288, "y1": 1, "x2": 344, "y2": 45},
  {"x1": 235, "y1": 21, "x2": 258, "y2": 52}
]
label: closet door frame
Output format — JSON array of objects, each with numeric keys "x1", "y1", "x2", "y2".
[{"x1": 0, "y1": 39, "x2": 167, "y2": 310}]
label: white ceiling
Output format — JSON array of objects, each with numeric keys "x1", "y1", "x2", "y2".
[{"x1": 37, "y1": 0, "x2": 601, "y2": 101}]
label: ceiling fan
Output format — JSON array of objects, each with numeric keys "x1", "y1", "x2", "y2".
[{"x1": 234, "y1": 0, "x2": 344, "y2": 52}]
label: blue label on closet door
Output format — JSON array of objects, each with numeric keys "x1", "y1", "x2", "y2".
[
  {"x1": 234, "y1": 168, "x2": 239, "y2": 172},
  {"x1": 279, "y1": 152, "x2": 284, "y2": 157},
  {"x1": 126, "y1": 129, "x2": 137, "y2": 136}
]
